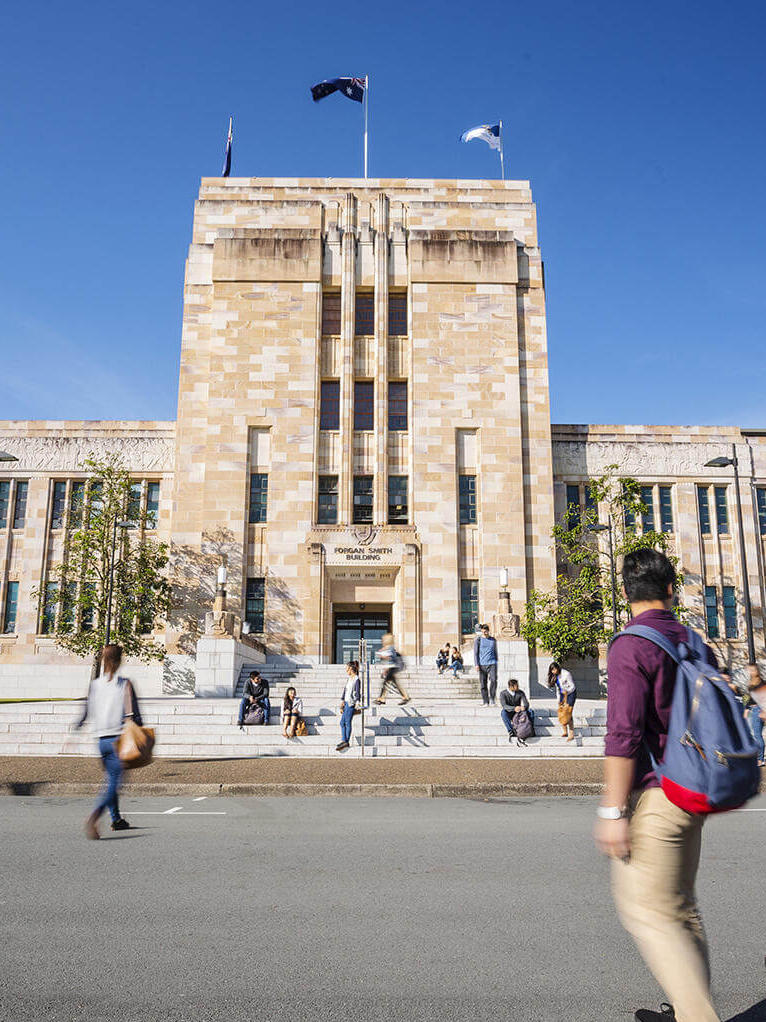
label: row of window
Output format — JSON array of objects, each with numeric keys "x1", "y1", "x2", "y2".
[
  {"x1": 565, "y1": 482, "x2": 676, "y2": 533},
  {"x1": 320, "y1": 380, "x2": 408, "y2": 432},
  {"x1": 0, "y1": 479, "x2": 160, "y2": 532},
  {"x1": 697, "y1": 485, "x2": 729, "y2": 536},
  {"x1": 704, "y1": 585, "x2": 738, "y2": 640},
  {"x1": 321, "y1": 293, "x2": 407, "y2": 337},
  {"x1": 0, "y1": 482, "x2": 28, "y2": 530}
]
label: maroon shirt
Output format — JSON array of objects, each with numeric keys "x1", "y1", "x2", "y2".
[{"x1": 605, "y1": 608, "x2": 718, "y2": 791}]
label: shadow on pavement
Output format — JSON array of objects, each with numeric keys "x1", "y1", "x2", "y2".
[{"x1": 727, "y1": 998, "x2": 766, "y2": 1021}]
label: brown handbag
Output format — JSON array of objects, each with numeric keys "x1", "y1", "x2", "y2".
[{"x1": 117, "y1": 680, "x2": 155, "y2": 769}]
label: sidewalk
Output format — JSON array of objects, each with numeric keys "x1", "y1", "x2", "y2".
[{"x1": 0, "y1": 755, "x2": 606, "y2": 798}]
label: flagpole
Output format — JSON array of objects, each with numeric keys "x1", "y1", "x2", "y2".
[
  {"x1": 499, "y1": 120, "x2": 505, "y2": 181},
  {"x1": 363, "y1": 75, "x2": 369, "y2": 179}
]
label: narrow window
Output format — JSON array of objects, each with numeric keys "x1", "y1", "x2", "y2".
[
  {"x1": 61, "y1": 581, "x2": 77, "y2": 633},
  {"x1": 460, "y1": 579, "x2": 479, "y2": 635},
  {"x1": 622, "y1": 484, "x2": 635, "y2": 530},
  {"x1": 0, "y1": 481, "x2": 11, "y2": 529},
  {"x1": 249, "y1": 473, "x2": 268, "y2": 524},
  {"x1": 321, "y1": 293, "x2": 341, "y2": 335},
  {"x1": 459, "y1": 475, "x2": 477, "y2": 525},
  {"x1": 354, "y1": 293, "x2": 374, "y2": 335},
  {"x1": 81, "y1": 583, "x2": 96, "y2": 633},
  {"x1": 388, "y1": 294, "x2": 407, "y2": 336},
  {"x1": 317, "y1": 476, "x2": 338, "y2": 525},
  {"x1": 70, "y1": 481, "x2": 85, "y2": 527},
  {"x1": 704, "y1": 586, "x2": 719, "y2": 639},
  {"x1": 40, "y1": 582, "x2": 59, "y2": 635},
  {"x1": 585, "y1": 483, "x2": 598, "y2": 519},
  {"x1": 88, "y1": 481, "x2": 104, "y2": 518},
  {"x1": 388, "y1": 476, "x2": 408, "y2": 524},
  {"x1": 12, "y1": 481, "x2": 28, "y2": 529},
  {"x1": 320, "y1": 381, "x2": 340, "y2": 431},
  {"x1": 145, "y1": 482, "x2": 160, "y2": 529},
  {"x1": 353, "y1": 476, "x2": 374, "y2": 524},
  {"x1": 757, "y1": 487, "x2": 766, "y2": 535},
  {"x1": 714, "y1": 486, "x2": 729, "y2": 534},
  {"x1": 697, "y1": 486, "x2": 711, "y2": 535},
  {"x1": 127, "y1": 482, "x2": 142, "y2": 524},
  {"x1": 722, "y1": 586, "x2": 738, "y2": 638},
  {"x1": 50, "y1": 481, "x2": 67, "y2": 530},
  {"x1": 388, "y1": 381, "x2": 408, "y2": 432},
  {"x1": 566, "y1": 484, "x2": 581, "y2": 529},
  {"x1": 354, "y1": 381, "x2": 374, "y2": 431},
  {"x1": 640, "y1": 485, "x2": 655, "y2": 532},
  {"x1": 659, "y1": 486, "x2": 674, "y2": 533},
  {"x1": 3, "y1": 581, "x2": 19, "y2": 633},
  {"x1": 245, "y1": 577, "x2": 265, "y2": 632}
]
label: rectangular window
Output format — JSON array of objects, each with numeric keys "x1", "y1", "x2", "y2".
[
  {"x1": 321, "y1": 293, "x2": 341, "y2": 335},
  {"x1": 460, "y1": 579, "x2": 479, "y2": 635},
  {"x1": 145, "y1": 482, "x2": 159, "y2": 529},
  {"x1": 354, "y1": 293, "x2": 374, "y2": 335},
  {"x1": 757, "y1": 487, "x2": 766, "y2": 535},
  {"x1": 249, "y1": 473, "x2": 268, "y2": 524},
  {"x1": 714, "y1": 486, "x2": 729, "y2": 534},
  {"x1": 12, "y1": 481, "x2": 28, "y2": 529},
  {"x1": 50, "y1": 481, "x2": 67, "y2": 529},
  {"x1": 459, "y1": 475, "x2": 477, "y2": 525},
  {"x1": 89, "y1": 481, "x2": 103, "y2": 518},
  {"x1": 640, "y1": 485, "x2": 655, "y2": 533},
  {"x1": 70, "y1": 481, "x2": 85, "y2": 527},
  {"x1": 388, "y1": 476, "x2": 408, "y2": 524},
  {"x1": 81, "y1": 582, "x2": 96, "y2": 633},
  {"x1": 698, "y1": 486, "x2": 711, "y2": 535},
  {"x1": 704, "y1": 585, "x2": 719, "y2": 639},
  {"x1": 61, "y1": 581, "x2": 77, "y2": 633},
  {"x1": 353, "y1": 476, "x2": 374, "y2": 524},
  {"x1": 585, "y1": 483, "x2": 597, "y2": 519},
  {"x1": 317, "y1": 476, "x2": 338, "y2": 525},
  {"x1": 3, "y1": 581, "x2": 19, "y2": 633},
  {"x1": 388, "y1": 381, "x2": 408, "y2": 431},
  {"x1": 566, "y1": 484, "x2": 581, "y2": 528},
  {"x1": 388, "y1": 294, "x2": 407, "y2": 335},
  {"x1": 622, "y1": 484, "x2": 635, "y2": 531},
  {"x1": 127, "y1": 482, "x2": 142, "y2": 524},
  {"x1": 40, "y1": 582, "x2": 59, "y2": 635},
  {"x1": 354, "y1": 381, "x2": 374, "y2": 431},
  {"x1": 320, "y1": 381, "x2": 340, "y2": 431},
  {"x1": 659, "y1": 485, "x2": 674, "y2": 533},
  {"x1": 722, "y1": 586, "x2": 738, "y2": 639},
  {"x1": 0, "y1": 481, "x2": 10, "y2": 529},
  {"x1": 245, "y1": 577, "x2": 265, "y2": 633}
]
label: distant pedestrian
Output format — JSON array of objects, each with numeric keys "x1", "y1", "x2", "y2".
[
  {"x1": 473, "y1": 624, "x2": 498, "y2": 705},
  {"x1": 435, "y1": 644, "x2": 450, "y2": 674},
  {"x1": 726, "y1": 672, "x2": 766, "y2": 768},
  {"x1": 499, "y1": 678, "x2": 534, "y2": 741},
  {"x1": 281, "y1": 686, "x2": 303, "y2": 739},
  {"x1": 450, "y1": 646, "x2": 464, "y2": 677},
  {"x1": 374, "y1": 633, "x2": 410, "y2": 705},
  {"x1": 337, "y1": 660, "x2": 361, "y2": 752},
  {"x1": 548, "y1": 662, "x2": 576, "y2": 741},
  {"x1": 73, "y1": 644, "x2": 142, "y2": 840},
  {"x1": 238, "y1": 670, "x2": 270, "y2": 730}
]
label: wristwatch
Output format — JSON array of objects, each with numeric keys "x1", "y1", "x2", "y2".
[{"x1": 596, "y1": 805, "x2": 629, "y2": 821}]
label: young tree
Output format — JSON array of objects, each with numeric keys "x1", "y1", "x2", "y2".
[
  {"x1": 521, "y1": 466, "x2": 682, "y2": 664},
  {"x1": 37, "y1": 454, "x2": 170, "y2": 662}
]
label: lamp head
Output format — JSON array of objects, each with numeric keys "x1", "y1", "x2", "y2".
[
  {"x1": 0, "y1": 451, "x2": 18, "y2": 462},
  {"x1": 500, "y1": 567, "x2": 509, "y2": 588},
  {"x1": 217, "y1": 562, "x2": 227, "y2": 588},
  {"x1": 704, "y1": 457, "x2": 733, "y2": 468},
  {"x1": 588, "y1": 523, "x2": 608, "y2": 533}
]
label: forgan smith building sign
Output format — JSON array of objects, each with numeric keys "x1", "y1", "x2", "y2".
[{"x1": 328, "y1": 544, "x2": 397, "y2": 564}]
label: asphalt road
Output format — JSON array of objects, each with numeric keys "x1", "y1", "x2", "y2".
[{"x1": 1, "y1": 795, "x2": 764, "y2": 1022}]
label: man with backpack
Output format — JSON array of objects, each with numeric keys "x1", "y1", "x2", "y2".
[
  {"x1": 499, "y1": 678, "x2": 534, "y2": 743},
  {"x1": 596, "y1": 549, "x2": 759, "y2": 1022},
  {"x1": 237, "y1": 670, "x2": 270, "y2": 729}
]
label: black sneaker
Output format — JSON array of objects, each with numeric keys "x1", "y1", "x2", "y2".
[
  {"x1": 336, "y1": 741, "x2": 349, "y2": 751},
  {"x1": 110, "y1": 818, "x2": 131, "y2": 831},
  {"x1": 635, "y1": 1005, "x2": 675, "y2": 1022},
  {"x1": 508, "y1": 732, "x2": 514, "y2": 743}
]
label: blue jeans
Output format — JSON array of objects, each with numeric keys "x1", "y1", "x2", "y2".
[
  {"x1": 238, "y1": 696, "x2": 270, "y2": 725},
  {"x1": 501, "y1": 708, "x2": 535, "y2": 734},
  {"x1": 95, "y1": 736, "x2": 122, "y2": 823},
  {"x1": 451, "y1": 663, "x2": 463, "y2": 677},
  {"x1": 340, "y1": 703, "x2": 355, "y2": 744},
  {"x1": 748, "y1": 704, "x2": 765, "y2": 762}
]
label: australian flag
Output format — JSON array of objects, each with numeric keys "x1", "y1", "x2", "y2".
[{"x1": 311, "y1": 77, "x2": 366, "y2": 104}]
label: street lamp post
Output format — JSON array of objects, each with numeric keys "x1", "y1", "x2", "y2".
[
  {"x1": 589, "y1": 520, "x2": 618, "y2": 635},
  {"x1": 705, "y1": 447, "x2": 756, "y2": 666},
  {"x1": 104, "y1": 518, "x2": 133, "y2": 646}
]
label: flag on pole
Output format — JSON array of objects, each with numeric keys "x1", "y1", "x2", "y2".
[
  {"x1": 222, "y1": 116, "x2": 233, "y2": 177},
  {"x1": 311, "y1": 77, "x2": 366, "y2": 103},
  {"x1": 460, "y1": 123, "x2": 502, "y2": 150}
]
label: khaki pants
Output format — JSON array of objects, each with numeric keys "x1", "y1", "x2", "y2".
[{"x1": 612, "y1": 787, "x2": 719, "y2": 1022}]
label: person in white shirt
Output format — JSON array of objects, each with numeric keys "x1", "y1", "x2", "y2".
[
  {"x1": 548, "y1": 662, "x2": 576, "y2": 741},
  {"x1": 281, "y1": 686, "x2": 303, "y2": 738},
  {"x1": 337, "y1": 660, "x2": 361, "y2": 752}
]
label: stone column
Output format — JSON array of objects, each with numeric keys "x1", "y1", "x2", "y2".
[
  {"x1": 374, "y1": 193, "x2": 389, "y2": 525},
  {"x1": 338, "y1": 193, "x2": 357, "y2": 525}
]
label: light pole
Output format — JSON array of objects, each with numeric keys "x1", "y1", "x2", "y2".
[
  {"x1": 104, "y1": 519, "x2": 133, "y2": 645},
  {"x1": 705, "y1": 447, "x2": 756, "y2": 666},
  {"x1": 589, "y1": 520, "x2": 618, "y2": 635}
]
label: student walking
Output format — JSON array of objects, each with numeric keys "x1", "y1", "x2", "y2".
[
  {"x1": 374, "y1": 633, "x2": 410, "y2": 705},
  {"x1": 73, "y1": 644, "x2": 142, "y2": 840},
  {"x1": 473, "y1": 624, "x2": 498, "y2": 705},
  {"x1": 337, "y1": 660, "x2": 361, "y2": 752},
  {"x1": 548, "y1": 662, "x2": 576, "y2": 740}
]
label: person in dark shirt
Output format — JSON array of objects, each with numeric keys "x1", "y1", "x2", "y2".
[
  {"x1": 237, "y1": 670, "x2": 270, "y2": 729},
  {"x1": 498, "y1": 679, "x2": 532, "y2": 741}
]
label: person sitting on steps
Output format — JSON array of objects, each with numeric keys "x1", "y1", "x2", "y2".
[
  {"x1": 450, "y1": 646, "x2": 464, "y2": 677},
  {"x1": 281, "y1": 686, "x2": 303, "y2": 739},
  {"x1": 435, "y1": 644, "x2": 450, "y2": 674},
  {"x1": 238, "y1": 670, "x2": 270, "y2": 730},
  {"x1": 499, "y1": 678, "x2": 533, "y2": 742}
]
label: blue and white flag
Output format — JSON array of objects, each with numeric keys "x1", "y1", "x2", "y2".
[
  {"x1": 311, "y1": 77, "x2": 366, "y2": 104},
  {"x1": 222, "y1": 116, "x2": 233, "y2": 177},
  {"x1": 460, "y1": 123, "x2": 502, "y2": 151}
]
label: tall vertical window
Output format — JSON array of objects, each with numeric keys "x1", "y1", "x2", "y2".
[
  {"x1": 81, "y1": 582, "x2": 96, "y2": 633},
  {"x1": 704, "y1": 586, "x2": 719, "y2": 639},
  {"x1": 459, "y1": 475, "x2": 477, "y2": 525},
  {"x1": 245, "y1": 578, "x2": 265, "y2": 632},
  {"x1": 659, "y1": 486, "x2": 674, "y2": 533},
  {"x1": 388, "y1": 476, "x2": 408, "y2": 524},
  {"x1": 623, "y1": 484, "x2": 635, "y2": 530},
  {"x1": 61, "y1": 581, "x2": 77, "y2": 633},
  {"x1": 145, "y1": 482, "x2": 160, "y2": 529},
  {"x1": 714, "y1": 486, "x2": 729, "y2": 534},
  {"x1": 354, "y1": 293, "x2": 374, "y2": 334},
  {"x1": 353, "y1": 476, "x2": 374, "y2": 524},
  {"x1": 0, "y1": 481, "x2": 10, "y2": 529},
  {"x1": 320, "y1": 381, "x2": 340, "y2": 431},
  {"x1": 317, "y1": 476, "x2": 339, "y2": 525},
  {"x1": 354, "y1": 382, "x2": 374, "y2": 431},
  {"x1": 566, "y1": 484, "x2": 581, "y2": 528},
  {"x1": 89, "y1": 481, "x2": 104, "y2": 517},
  {"x1": 50, "y1": 482, "x2": 67, "y2": 529},
  {"x1": 388, "y1": 382, "x2": 408, "y2": 431},
  {"x1": 585, "y1": 484, "x2": 597, "y2": 518},
  {"x1": 40, "y1": 582, "x2": 59, "y2": 635},
  {"x1": 722, "y1": 586, "x2": 738, "y2": 638},
  {"x1": 127, "y1": 482, "x2": 142, "y2": 524},
  {"x1": 697, "y1": 486, "x2": 711, "y2": 535},
  {"x1": 640, "y1": 485, "x2": 655, "y2": 532},
  {"x1": 757, "y1": 487, "x2": 766, "y2": 535},
  {"x1": 70, "y1": 481, "x2": 85, "y2": 527},
  {"x1": 460, "y1": 579, "x2": 479, "y2": 635},
  {"x1": 388, "y1": 294, "x2": 407, "y2": 335},
  {"x1": 12, "y1": 482, "x2": 28, "y2": 529},
  {"x1": 249, "y1": 473, "x2": 268, "y2": 524},
  {"x1": 321, "y1": 293, "x2": 341, "y2": 334},
  {"x1": 3, "y1": 581, "x2": 19, "y2": 633}
]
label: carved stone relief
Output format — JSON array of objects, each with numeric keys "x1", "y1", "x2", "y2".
[{"x1": 0, "y1": 435, "x2": 175, "y2": 473}]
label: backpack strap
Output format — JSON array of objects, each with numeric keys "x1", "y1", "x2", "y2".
[{"x1": 611, "y1": 624, "x2": 682, "y2": 664}]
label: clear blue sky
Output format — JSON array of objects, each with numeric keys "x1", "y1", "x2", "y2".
[{"x1": 1, "y1": 1, "x2": 765, "y2": 427}]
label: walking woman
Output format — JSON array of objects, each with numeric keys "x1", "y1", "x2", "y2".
[
  {"x1": 373, "y1": 633, "x2": 410, "y2": 705},
  {"x1": 73, "y1": 644, "x2": 142, "y2": 839},
  {"x1": 548, "y1": 661, "x2": 577, "y2": 741},
  {"x1": 337, "y1": 660, "x2": 361, "y2": 752},
  {"x1": 281, "y1": 686, "x2": 303, "y2": 739}
]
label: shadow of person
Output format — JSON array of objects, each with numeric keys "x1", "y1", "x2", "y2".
[{"x1": 726, "y1": 998, "x2": 766, "y2": 1021}]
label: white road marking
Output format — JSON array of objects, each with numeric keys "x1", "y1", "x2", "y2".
[
  {"x1": 129, "y1": 811, "x2": 226, "y2": 816},
  {"x1": 164, "y1": 806, "x2": 183, "y2": 814},
  {"x1": 192, "y1": 796, "x2": 207, "y2": 802}
]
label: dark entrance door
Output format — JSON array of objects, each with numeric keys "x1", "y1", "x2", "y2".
[{"x1": 334, "y1": 611, "x2": 391, "y2": 665}]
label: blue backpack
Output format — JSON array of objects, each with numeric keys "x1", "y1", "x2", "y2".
[{"x1": 611, "y1": 625, "x2": 760, "y2": 814}]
